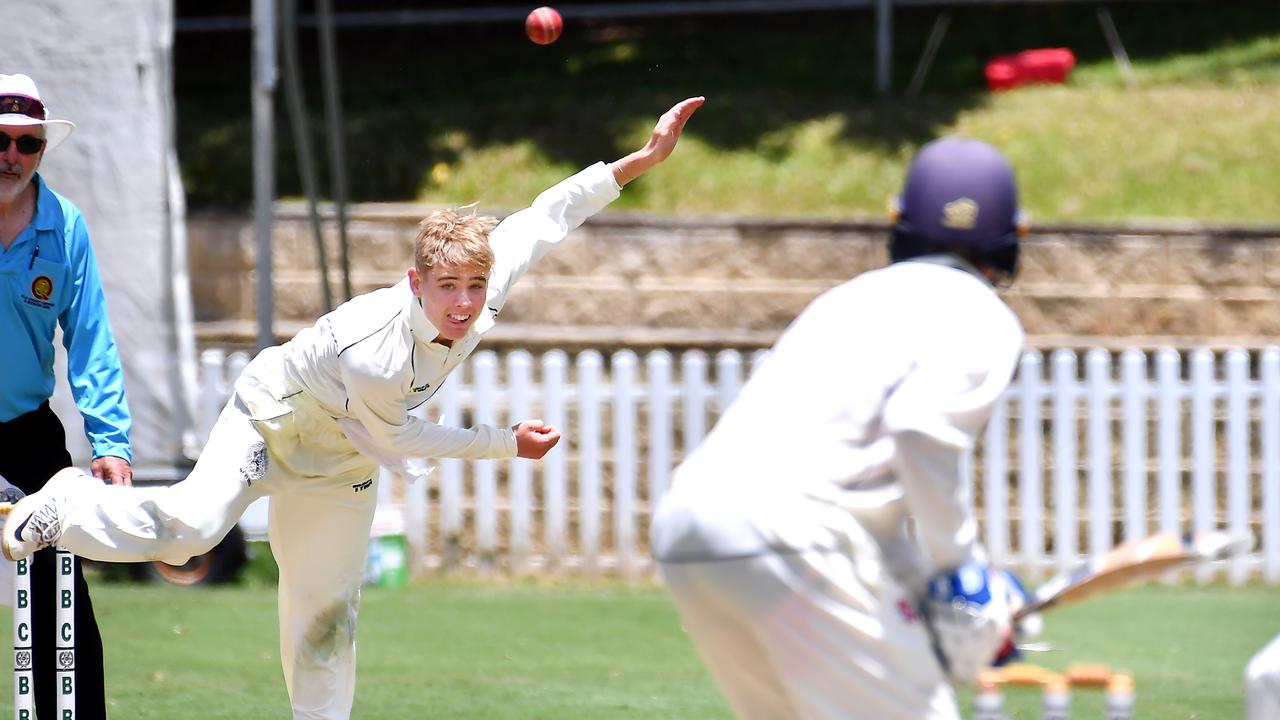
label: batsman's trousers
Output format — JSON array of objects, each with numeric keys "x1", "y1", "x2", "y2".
[
  {"x1": 651, "y1": 476, "x2": 959, "y2": 720},
  {"x1": 1246, "y1": 633, "x2": 1280, "y2": 720},
  {"x1": 43, "y1": 390, "x2": 379, "y2": 720},
  {"x1": 0, "y1": 402, "x2": 109, "y2": 720}
]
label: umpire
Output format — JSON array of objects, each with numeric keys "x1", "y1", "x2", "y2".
[{"x1": 0, "y1": 72, "x2": 130, "y2": 719}]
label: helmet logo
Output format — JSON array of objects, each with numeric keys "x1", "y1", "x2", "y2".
[{"x1": 941, "y1": 198, "x2": 979, "y2": 230}]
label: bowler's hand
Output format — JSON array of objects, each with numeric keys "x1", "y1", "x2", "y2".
[
  {"x1": 612, "y1": 96, "x2": 705, "y2": 186},
  {"x1": 641, "y1": 96, "x2": 704, "y2": 166},
  {"x1": 91, "y1": 455, "x2": 133, "y2": 486},
  {"x1": 512, "y1": 420, "x2": 561, "y2": 460}
]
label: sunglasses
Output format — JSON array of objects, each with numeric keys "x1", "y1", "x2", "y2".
[
  {"x1": 0, "y1": 95, "x2": 46, "y2": 120},
  {"x1": 0, "y1": 133, "x2": 45, "y2": 155}
]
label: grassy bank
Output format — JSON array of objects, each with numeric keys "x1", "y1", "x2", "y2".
[{"x1": 174, "y1": 1, "x2": 1280, "y2": 221}]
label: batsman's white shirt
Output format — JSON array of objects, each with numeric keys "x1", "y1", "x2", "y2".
[
  {"x1": 53, "y1": 162, "x2": 622, "y2": 720},
  {"x1": 652, "y1": 256, "x2": 1024, "y2": 720}
]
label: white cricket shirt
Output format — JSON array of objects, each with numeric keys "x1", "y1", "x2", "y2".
[
  {"x1": 673, "y1": 256, "x2": 1024, "y2": 583},
  {"x1": 235, "y1": 162, "x2": 621, "y2": 463}
]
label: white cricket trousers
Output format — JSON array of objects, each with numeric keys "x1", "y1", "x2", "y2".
[
  {"x1": 1246, "y1": 633, "x2": 1280, "y2": 720},
  {"x1": 651, "y1": 477, "x2": 958, "y2": 720},
  {"x1": 56, "y1": 392, "x2": 380, "y2": 720}
]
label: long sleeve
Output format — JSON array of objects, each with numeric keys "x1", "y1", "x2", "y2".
[
  {"x1": 888, "y1": 429, "x2": 981, "y2": 575},
  {"x1": 880, "y1": 314, "x2": 1021, "y2": 575},
  {"x1": 286, "y1": 163, "x2": 622, "y2": 466},
  {"x1": 59, "y1": 213, "x2": 132, "y2": 461},
  {"x1": 485, "y1": 162, "x2": 621, "y2": 315},
  {"x1": 339, "y1": 356, "x2": 517, "y2": 461}
]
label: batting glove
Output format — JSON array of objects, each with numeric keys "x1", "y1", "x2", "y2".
[{"x1": 922, "y1": 563, "x2": 1026, "y2": 686}]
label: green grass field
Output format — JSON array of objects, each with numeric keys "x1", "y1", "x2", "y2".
[{"x1": 1, "y1": 576, "x2": 1274, "y2": 718}]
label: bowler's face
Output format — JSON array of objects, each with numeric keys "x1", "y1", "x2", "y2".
[
  {"x1": 408, "y1": 264, "x2": 489, "y2": 346},
  {"x1": 0, "y1": 126, "x2": 42, "y2": 203}
]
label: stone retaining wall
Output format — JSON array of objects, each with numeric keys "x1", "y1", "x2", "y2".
[{"x1": 189, "y1": 203, "x2": 1280, "y2": 351}]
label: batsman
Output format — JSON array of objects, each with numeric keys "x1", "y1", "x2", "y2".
[
  {"x1": 0, "y1": 96, "x2": 703, "y2": 719},
  {"x1": 652, "y1": 137, "x2": 1031, "y2": 719}
]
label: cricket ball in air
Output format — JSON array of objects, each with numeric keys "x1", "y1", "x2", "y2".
[{"x1": 526, "y1": 6, "x2": 563, "y2": 45}]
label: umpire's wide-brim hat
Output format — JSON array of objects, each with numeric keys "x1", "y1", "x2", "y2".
[{"x1": 0, "y1": 73, "x2": 75, "y2": 151}]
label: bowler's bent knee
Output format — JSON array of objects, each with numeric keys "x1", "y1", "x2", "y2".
[{"x1": 147, "y1": 512, "x2": 237, "y2": 565}]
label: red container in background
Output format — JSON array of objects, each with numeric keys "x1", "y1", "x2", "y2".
[{"x1": 985, "y1": 48, "x2": 1077, "y2": 91}]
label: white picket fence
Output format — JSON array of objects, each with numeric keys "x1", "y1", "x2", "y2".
[{"x1": 196, "y1": 347, "x2": 1280, "y2": 584}]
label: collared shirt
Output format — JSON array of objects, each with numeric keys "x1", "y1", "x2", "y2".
[
  {"x1": 237, "y1": 161, "x2": 621, "y2": 462},
  {"x1": 673, "y1": 256, "x2": 1024, "y2": 585},
  {"x1": 0, "y1": 174, "x2": 132, "y2": 461}
]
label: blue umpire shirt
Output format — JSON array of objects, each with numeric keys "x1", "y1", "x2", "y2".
[{"x1": 0, "y1": 173, "x2": 132, "y2": 462}]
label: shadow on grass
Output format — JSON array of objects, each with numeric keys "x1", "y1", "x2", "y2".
[{"x1": 173, "y1": 1, "x2": 1280, "y2": 205}]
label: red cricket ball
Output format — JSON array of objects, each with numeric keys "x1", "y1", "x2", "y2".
[{"x1": 525, "y1": 6, "x2": 563, "y2": 46}]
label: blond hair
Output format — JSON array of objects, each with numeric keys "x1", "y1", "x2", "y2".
[{"x1": 414, "y1": 208, "x2": 498, "y2": 275}]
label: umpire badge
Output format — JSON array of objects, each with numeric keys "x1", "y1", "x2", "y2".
[
  {"x1": 30, "y1": 276, "x2": 53, "y2": 301},
  {"x1": 240, "y1": 441, "x2": 268, "y2": 485}
]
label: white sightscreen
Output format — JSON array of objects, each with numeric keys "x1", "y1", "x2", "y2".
[{"x1": 7, "y1": 0, "x2": 197, "y2": 479}]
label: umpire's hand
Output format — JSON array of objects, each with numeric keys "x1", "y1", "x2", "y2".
[{"x1": 91, "y1": 455, "x2": 133, "y2": 486}]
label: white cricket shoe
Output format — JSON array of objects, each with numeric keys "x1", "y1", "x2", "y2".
[{"x1": 0, "y1": 467, "x2": 87, "y2": 561}]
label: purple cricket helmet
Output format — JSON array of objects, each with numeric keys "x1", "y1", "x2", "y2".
[{"x1": 890, "y1": 137, "x2": 1024, "y2": 280}]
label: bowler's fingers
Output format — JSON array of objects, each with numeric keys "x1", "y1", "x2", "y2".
[
  {"x1": 522, "y1": 419, "x2": 561, "y2": 437},
  {"x1": 658, "y1": 96, "x2": 704, "y2": 139},
  {"x1": 666, "y1": 96, "x2": 705, "y2": 126},
  {"x1": 513, "y1": 419, "x2": 562, "y2": 459},
  {"x1": 538, "y1": 426, "x2": 562, "y2": 447},
  {"x1": 646, "y1": 96, "x2": 705, "y2": 160}
]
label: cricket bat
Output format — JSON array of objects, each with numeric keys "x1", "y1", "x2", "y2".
[{"x1": 1015, "y1": 530, "x2": 1253, "y2": 620}]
